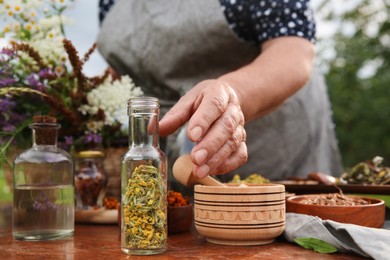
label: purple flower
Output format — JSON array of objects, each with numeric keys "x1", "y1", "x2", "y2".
[
  {"x1": 0, "y1": 97, "x2": 15, "y2": 111},
  {"x1": 58, "y1": 136, "x2": 74, "y2": 151},
  {"x1": 38, "y1": 68, "x2": 55, "y2": 78},
  {"x1": 32, "y1": 191, "x2": 59, "y2": 211},
  {"x1": 0, "y1": 48, "x2": 14, "y2": 56},
  {"x1": 84, "y1": 132, "x2": 103, "y2": 144},
  {"x1": 0, "y1": 78, "x2": 17, "y2": 87},
  {"x1": 26, "y1": 73, "x2": 43, "y2": 89},
  {"x1": 64, "y1": 136, "x2": 74, "y2": 145},
  {"x1": 0, "y1": 97, "x2": 27, "y2": 134},
  {"x1": 0, "y1": 49, "x2": 15, "y2": 62},
  {"x1": 2, "y1": 124, "x2": 15, "y2": 132}
]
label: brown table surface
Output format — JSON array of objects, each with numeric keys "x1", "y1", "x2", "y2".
[{"x1": 0, "y1": 204, "x2": 370, "y2": 260}]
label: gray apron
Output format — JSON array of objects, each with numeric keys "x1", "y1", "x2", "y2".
[{"x1": 97, "y1": 0, "x2": 342, "y2": 183}]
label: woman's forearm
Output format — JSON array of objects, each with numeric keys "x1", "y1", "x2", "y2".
[{"x1": 218, "y1": 36, "x2": 315, "y2": 122}]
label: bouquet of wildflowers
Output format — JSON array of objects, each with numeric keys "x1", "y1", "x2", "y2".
[{"x1": 0, "y1": 0, "x2": 143, "y2": 166}]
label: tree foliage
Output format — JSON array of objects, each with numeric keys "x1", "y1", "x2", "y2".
[{"x1": 316, "y1": 0, "x2": 390, "y2": 167}]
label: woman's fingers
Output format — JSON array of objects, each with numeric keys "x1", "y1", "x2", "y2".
[
  {"x1": 159, "y1": 91, "x2": 198, "y2": 137},
  {"x1": 193, "y1": 141, "x2": 248, "y2": 178},
  {"x1": 187, "y1": 81, "x2": 246, "y2": 177},
  {"x1": 160, "y1": 78, "x2": 248, "y2": 177},
  {"x1": 186, "y1": 80, "x2": 232, "y2": 142},
  {"x1": 191, "y1": 104, "x2": 244, "y2": 165}
]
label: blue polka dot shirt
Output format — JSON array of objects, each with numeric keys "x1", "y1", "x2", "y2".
[
  {"x1": 99, "y1": 0, "x2": 316, "y2": 45},
  {"x1": 99, "y1": 0, "x2": 115, "y2": 25}
]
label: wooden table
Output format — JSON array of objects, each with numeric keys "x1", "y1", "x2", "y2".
[{"x1": 0, "y1": 204, "x2": 368, "y2": 259}]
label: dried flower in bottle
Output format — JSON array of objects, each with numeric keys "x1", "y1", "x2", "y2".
[{"x1": 122, "y1": 164, "x2": 167, "y2": 249}]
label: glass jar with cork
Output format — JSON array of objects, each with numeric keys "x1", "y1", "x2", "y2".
[{"x1": 12, "y1": 115, "x2": 74, "y2": 241}]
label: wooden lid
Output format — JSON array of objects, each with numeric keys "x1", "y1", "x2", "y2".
[{"x1": 77, "y1": 150, "x2": 105, "y2": 158}]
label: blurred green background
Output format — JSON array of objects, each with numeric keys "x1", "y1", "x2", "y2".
[
  {"x1": 0, "y1": 168, "x2": 12, "y2": 202},
  {"x1": 316, "y1": 0, "x2": 390, "y2": 168}
]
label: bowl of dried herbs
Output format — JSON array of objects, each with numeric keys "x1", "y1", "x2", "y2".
[
  {"x1": 168, "y1": 190, "x2": 193, "y2": 234},
  {"x1": 286, "y1": 192, "x2": 385, "y2": 228}
]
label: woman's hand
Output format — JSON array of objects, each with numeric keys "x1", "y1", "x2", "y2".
[
  {"x1": 159, "y1": 79, "x2": 248, "y2": 178},
  {"x1": 160, "y1": 37, "x2": 315, "y2": 179}
]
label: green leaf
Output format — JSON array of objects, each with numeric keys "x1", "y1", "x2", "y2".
[{"x1": 294, "y1": 237, "x2": 338, "y2": 254}]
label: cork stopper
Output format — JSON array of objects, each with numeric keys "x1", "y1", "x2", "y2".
[
  {"x1": 31, "y1": 115, "x2": 59, "y2": 145},
  {"x1": 33, "y1": 115, "x2": 57, "y2": 124}
]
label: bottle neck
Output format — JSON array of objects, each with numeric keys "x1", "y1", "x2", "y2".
[
  {"x1": 128, "y1": 97, "x2": 160, "y2": 148},
  {"x1": 31, "y1": 123, "x2": 60, "y2": 146}
]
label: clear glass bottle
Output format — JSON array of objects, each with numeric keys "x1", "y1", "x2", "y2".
[
  {"x1": 12, "y1": 116, "x2": 74, "y2": 241},
  {"x1": 75, "y1": 150, "x2": 107, "y2": 209},
  {"x1": 121, "y1": 97, "x2": 168, "y2": 255}
]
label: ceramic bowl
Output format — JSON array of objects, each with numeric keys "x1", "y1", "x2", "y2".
[
  {"x1": 194, "y1": 183, "x2": 286, "y2": 246},
  {"x1": 286, "y1": 194, "x2": 385, "y2": 228},
  {"x1": 168, "y1": 204, "x2": 193, "y2": 234}
]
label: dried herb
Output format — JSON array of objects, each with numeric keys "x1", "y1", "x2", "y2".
[
  {"x1": 123, "y1": 164, "x2": 166, "y2": 249},
  {"x1": 168, "y1": 190, "x2": 189, "y2": 207},
  {"x1": 339, "y1": 156, "x2": 390, "y2": 185},
  {"x1": 229, "y1": 173, "x2": 270, "y2": 184},
  {"x1": 103, "y1": 196, "x2": 119, "y2": 210},
  {"x1": 295, "y1": 238, "x2": 338, "y2": 254},
  {"x1": 299, "y1": 193, "x2": 369, "y2": 206},
  {"x1": 75, "y1": 177, "x2": 106, "y2": 207},
  {"x1": 75, "y1": 152, "x2": 107, "y2": 208}
]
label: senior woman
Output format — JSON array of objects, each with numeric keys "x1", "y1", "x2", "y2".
[{"x1": 97, "y1": 0, "x2": 342, "y2": 184}]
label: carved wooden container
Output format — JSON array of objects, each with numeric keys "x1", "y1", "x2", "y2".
[{"x1": 194, "y1": 184, "x2": 285, "y2": 246}]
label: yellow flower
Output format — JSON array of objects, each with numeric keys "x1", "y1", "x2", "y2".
[
  {"x1": 54, "y1": 65, "x2": 65, "y2": 76},
  {"x1": 13, "y1": 4, "x2": 22, "y2": 14},
  {"x1": 85, "y1": 120, "x2": 104, "y2": 133},
  {"x1": 13, "y1": 23, "x2": 21, "y2": 31},
  {"x1": 60, "y1": 55, "x2": 67, "y2": 63},
  {"x1": 131, "y1": 227, "x2": 138, "y2": 235},
  {"x1": 25, "y1": 23, "x2": 33, "y2": 31},
  {"x1": 29, "y1": 10, "x2": 37, "y2": 18},
  {"x1": 3, "y1": 25, "x2": 11, "y2": 33}
]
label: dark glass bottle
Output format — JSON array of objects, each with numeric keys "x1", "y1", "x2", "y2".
[
  {"x1": 12, "y1": 116, "x2": 74, "y2": 241},
  {"x1": 121, "y1": 97, "x2": 168, "y2": 255}
]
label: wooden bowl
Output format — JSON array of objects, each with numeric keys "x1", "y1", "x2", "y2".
[
  {"x1": 194, "y1": 184, "x2": 285, "y2": 246},
  {"x1": 168, "y1": 204, "x2": 193, "y2": 234},
  {"x1": 286, "y1": 194, "x2": 385, "y2": 228}
]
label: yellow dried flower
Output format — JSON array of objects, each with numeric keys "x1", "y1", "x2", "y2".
[{"x1": 122, "y1": 164, "x2": 167, "y2": 249}]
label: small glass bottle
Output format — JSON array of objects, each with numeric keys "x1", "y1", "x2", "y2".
[
  {"x1": 121, "y1": 97, "x2": 168, "y2": 255},
  {"x1": 12, "y1": 116, "x2": 74, "y2": 241},
  {"x1": 74, "y1": 150, "x2": 107, "y2": 209}
]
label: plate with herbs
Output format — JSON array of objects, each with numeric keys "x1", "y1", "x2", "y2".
[
  {"x1": 278, "y1": 156, "x2": 390, "y2": 207},
  {"x1": 75, "y1": 208, "x2": 118, "y2": 224},
  {"x1": 278, "y1": 181, "x2": 390, "y2": 195},
  {"x1": 75, "y1": 196, "x2": 119, "y2": 224}
]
